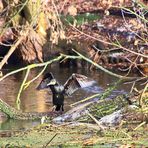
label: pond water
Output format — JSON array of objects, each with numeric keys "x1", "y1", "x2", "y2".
[{"x1": 0, "y1": 64, "x2": 140, "y2": 135}]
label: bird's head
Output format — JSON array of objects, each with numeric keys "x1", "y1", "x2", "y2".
[{"x1": 37, "y1": 72, "x2": 56, "y2": 90}]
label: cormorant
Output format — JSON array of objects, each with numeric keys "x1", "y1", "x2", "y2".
[{"x1": 37, "y1": 72, "x2": 95, "y2": 111}]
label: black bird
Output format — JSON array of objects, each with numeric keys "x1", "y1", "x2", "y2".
[{"x1": 37, "y1": 72, "x2": 95, "y2": 111}]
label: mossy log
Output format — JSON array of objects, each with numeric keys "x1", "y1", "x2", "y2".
[
  {"x1": 0, "y1": 93, "x2": 146, "y2": 123},
  {"x1": 51, "y1": 94, "x2": 131, "y2": 123},
  {"x1": 0, "y1": 94, "x2": 129, "y2": 121},
  {"x1": 0, "y1": 98, "x2": 59, "y2": 120}
]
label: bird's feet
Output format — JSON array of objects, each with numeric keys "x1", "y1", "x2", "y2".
[
  {"x1": 51, "y1": 105, "x2": 64, "y2": 114},
  {"x1": 51, "y1": 105, "x2": 56, "y2": 112}
]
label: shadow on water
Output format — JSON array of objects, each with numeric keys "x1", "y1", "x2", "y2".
[{"x1": 0, "y1": 64, "x2": 141, "y2": 133}]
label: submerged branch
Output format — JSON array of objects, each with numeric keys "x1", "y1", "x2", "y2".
[{"x1": 71, "y1": 79, "x2": 121, "y2": 107}]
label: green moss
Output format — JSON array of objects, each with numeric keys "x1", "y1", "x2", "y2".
[
  {"x1": 0, "y1": 123, "x2": 147, "y2": 147},
  {"x1": 62, "y1": 13, "x2": 101, "y2": 25}
]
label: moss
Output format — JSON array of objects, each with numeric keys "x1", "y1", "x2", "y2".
[
  {"x1": 0, "y1": 123, "x2": 147, "y2": 147},
  {"x1": 62, "y1": 13, "x2": 101, "y2": 25}
]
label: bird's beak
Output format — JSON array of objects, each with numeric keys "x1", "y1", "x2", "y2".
[
  {"x1": 36, "y1": 82, "x2": 44, "y2": 90},
  {"x1": 47, "y1": 79, "x2": 57, "y2": 86}
]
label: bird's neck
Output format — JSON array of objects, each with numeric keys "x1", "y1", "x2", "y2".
[{"x1": 49, "y1": 83, "x2": 64, "y2": 94}]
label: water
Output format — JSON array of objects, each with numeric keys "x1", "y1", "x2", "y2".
[{"x1": 0, "y1": 65, "x2": 137, "y2": 134}]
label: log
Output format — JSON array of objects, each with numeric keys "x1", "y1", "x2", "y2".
[{"x1": 0, "y1": 98, "x2": 59, "y2": 120}]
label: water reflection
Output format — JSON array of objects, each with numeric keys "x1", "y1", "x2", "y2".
[
  {"x1": 0, "y1": 119, "x2": 39, "y2": 132},
  {"x1": 0, "y1": 70, "x2": 50, "y2": 112},
  {"x1": 0, "y1": 65, "x2": 134, "y2": 131}
]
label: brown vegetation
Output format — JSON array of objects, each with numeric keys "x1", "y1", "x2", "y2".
[{"x1": 0, "y1": 0, "x2": 147, "y2": 76}]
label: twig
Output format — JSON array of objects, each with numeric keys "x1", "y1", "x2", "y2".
[
  {"x1": 70, "y1": 93, "x2": 101, "y2": 107},
  {"x1": 130, "y1": 81, "x2": 136, "y2": 94},
  {"x1": 0, "y1": 54, "x2": 80, "y2": 82},
  {"x1": 43, "y1": 133, "x2": 57, "y2": 148},
  {"x1": 51, "y1": 0, "x2": 63, "y2": 30},
  {"x1": 87, "y1": 112, "x2": 105, "y2": 130},
  {"x1": 24, "y1": 65, "x2": 48, "y2": 89},
  {"x1": 139, "y1": 83, "x2": 148, "y2": 107},
  {"x1": 16, "y1": 68, "x2": 30, "y2": 110},
  {"x1": 121, "y1": 130, "x2": 132, "y2": 139},
  {"x1": 68, "y1": 23, "x2": 148, "y2": 58},
  {"x1": 134, "y1": 121, "x2": 146, "y2": 131}
]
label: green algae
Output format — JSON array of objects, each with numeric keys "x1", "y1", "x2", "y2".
[{"x1": 0, "y1": 124, "x2": 97, "y2": 147}]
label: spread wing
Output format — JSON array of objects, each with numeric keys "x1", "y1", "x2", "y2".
[{"x1": 64, "y1": 73, "x2": 96, "y2": 96}]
